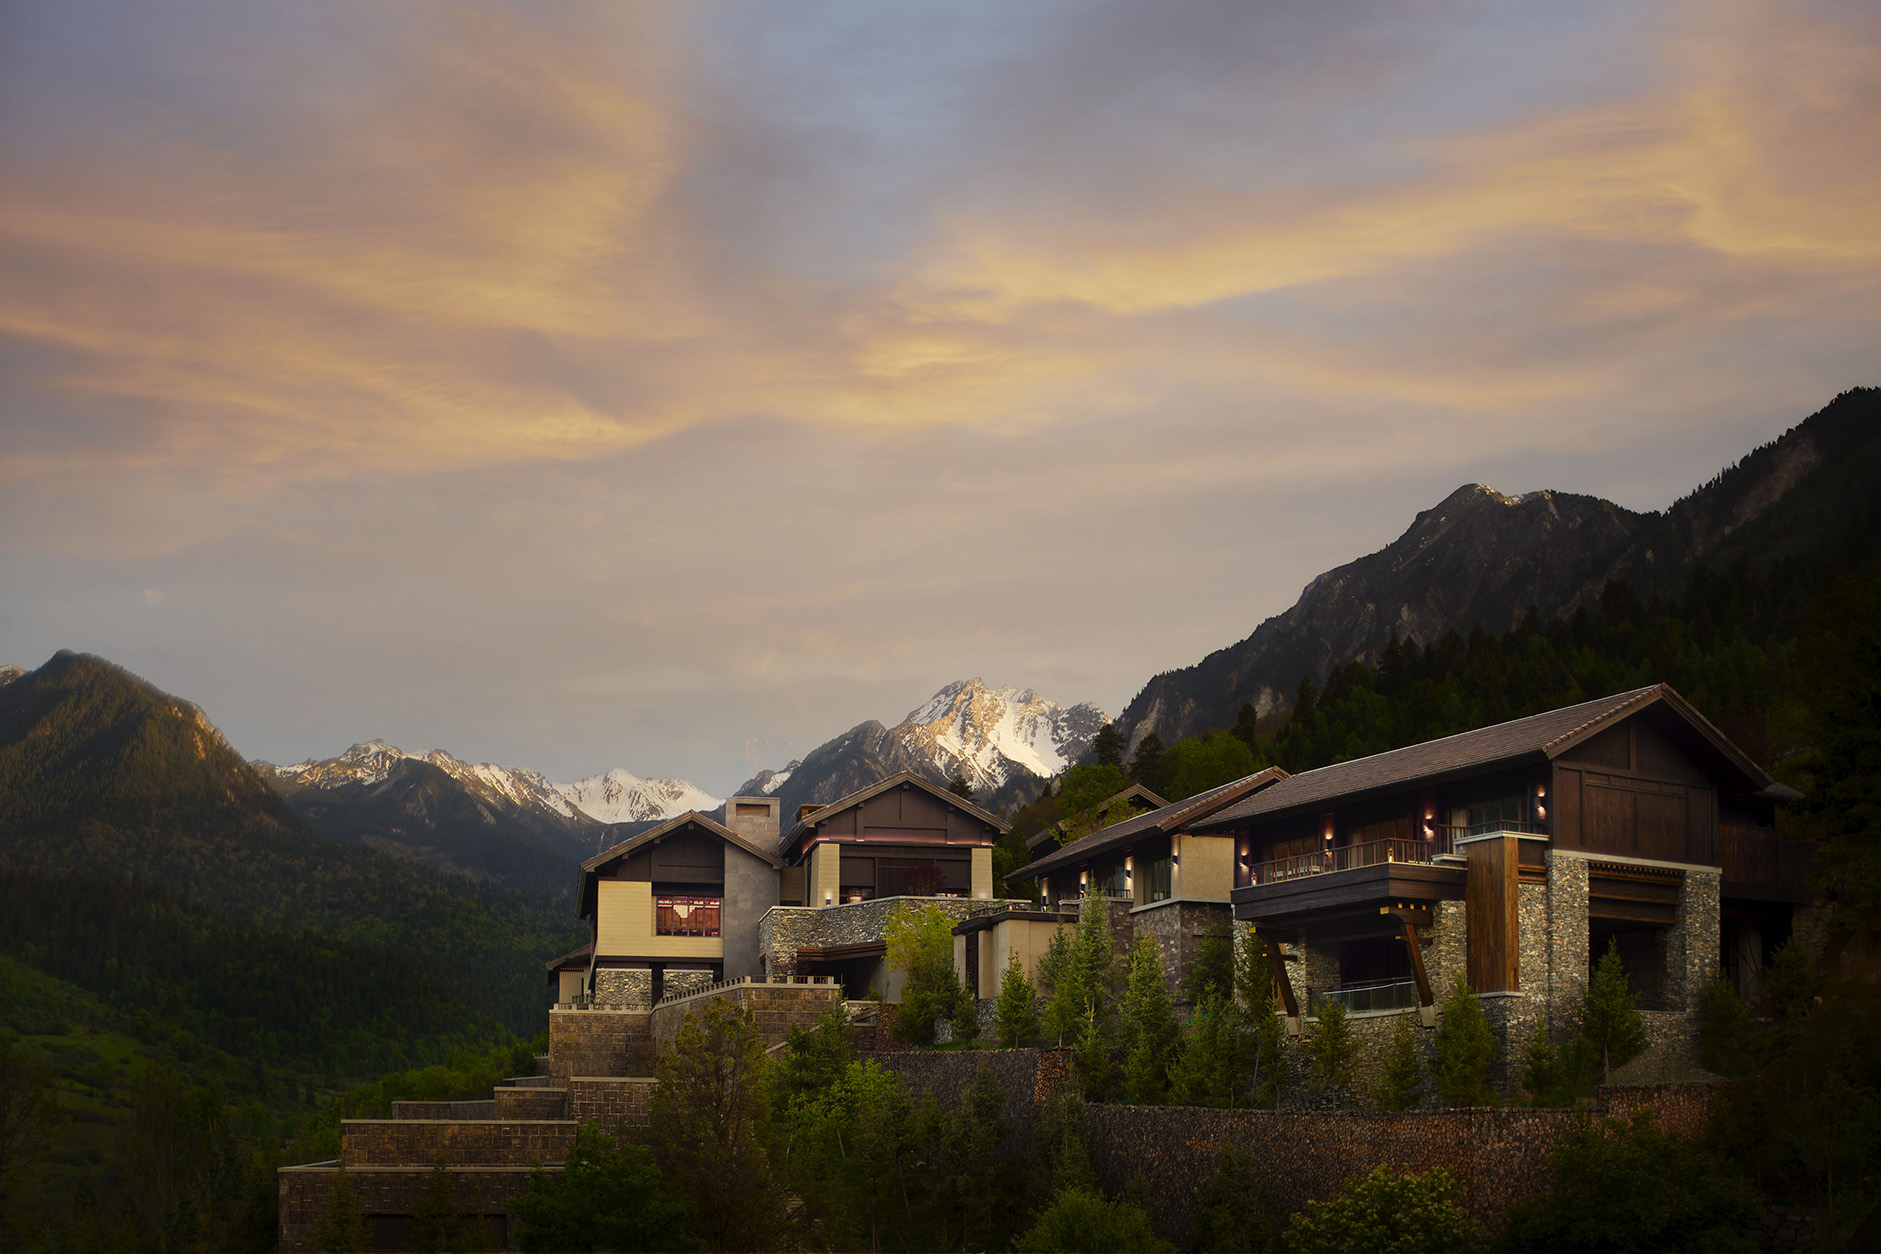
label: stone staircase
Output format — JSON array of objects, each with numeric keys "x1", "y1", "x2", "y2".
[{"x1": 279, "y1": 979, "x2": 847, "y2": 1250}]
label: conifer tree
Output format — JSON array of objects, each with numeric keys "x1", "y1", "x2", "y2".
[
  {"x1": 308, "y1": 1167, "x2": 370, "y2": 1254},
  {"x1": 1038, "y1": 928, "x2": 1084, "y2": 1047},
  {"x1": 995, "y1": 954, "x2": 1040, "y2": 1047},
  {"x1": 1306, "y1": 1001, "x2": 1356, "y2": 1092},
  {"x1": 1171, "y1": 996, "x2": 1256, "y2": 1108},
  {"x1": 1434, "y1": 973, "x2": 1498, "y2": 1105},
  {"x1": 1373, "y1": 1012, "x2": 1423, "y2": 1110},
  {"x1": 1073, "y1": 1003, "x2": 1116, "y2": 1100},
  {"x1": 1581, "y1": 938, "x2": 1648, "y2": 1084},
  {"x1": 1121, "y1": 938, "x2": 1182, "y2": 1103}
]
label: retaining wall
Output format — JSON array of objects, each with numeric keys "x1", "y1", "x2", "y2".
[
  {"x1": 339, "y1": 1119, "x2": 576, "y2": 1168},
  {"x1": 547, "y1": 1007, "x2": 652, "y2": 1078},
  {"x1": 648, "y1": 981, "x2": 845, "y2": 1054},
  {"x1": 860, "y1": 1046, "x2": 1714, "y2": 1246},
  {"x1": 568, "y1": 1077, "x2": 655, "y2": 1138},
  {"x1": 278, "y1": 1165, "x2": 538, "y2": 1253}
]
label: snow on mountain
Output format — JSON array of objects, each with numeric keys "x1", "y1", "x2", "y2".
[
  {"x1": 265, "y1": 740, "x2": 718, "y2": 826},
  {"x1": 553, "y1": 769, "x2": 723, "y2": 825},
  {"x1": 891, "y1": 679, "x2": 1108, "y2": 793},
  {"x1": 739, "y1": 762, "x2": 798, "y2": 798}
]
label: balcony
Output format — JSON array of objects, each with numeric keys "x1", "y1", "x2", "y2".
[
  {"x1": 1246, "y1": 829, "x2": 1454, "y2": 887},
  {"x1": 1308, "y1": 979, "x2": 1422, "y2": 1017}
]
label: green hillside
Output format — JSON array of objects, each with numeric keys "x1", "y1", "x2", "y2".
[{"x1": 0, "y1": 652, "x2": 585, "y2": 1037}]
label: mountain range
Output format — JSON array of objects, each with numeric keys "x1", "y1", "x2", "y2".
[{"x1": 1113, "y1": 387, "x2": 1881, "y2": 752}]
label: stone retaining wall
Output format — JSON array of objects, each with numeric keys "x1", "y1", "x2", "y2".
[
  {"x1": 856, "y1": 1046, "x2": 1714, "y2": 1246},
  {"x1": 649, "y1": 981, "x2": 845, "y2": 1054},
  {"x1": 547, "y1": 1008, "x2": 652, "y2": 1078},
  {"x1": 278, "y1": 1165, "x2": 539, "y2": 1253},
  {"x1": 390, "y1": 1100, "x2": 495, "y2": 1120},
  {"x1": 339, "y1": 1119, "x2": 576, "y2": 1168},
  {"x1": 492, "y1": 1088, "x2": 567, "y2": 1120},
  {"x1": 569, "y1": 1077, "x2": 655, "y2": 1138}
]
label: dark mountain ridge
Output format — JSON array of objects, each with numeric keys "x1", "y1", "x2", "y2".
[{"x1": 1116, "y1": 387, "x2": 1881, "y2": 752}]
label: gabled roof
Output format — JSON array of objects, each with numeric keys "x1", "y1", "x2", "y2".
[
  {"x1": 1194, "y1": 683, "x2": 1783, "y2": 832},
  {"x1": 1026, "y1": 783, "x2": 1170, "y2": 852},
  {"x1": 780, "y1": 770, "x2": 1010, "y2": 857},
  {"x1": 1018, "y1": 766, "x2": 1291, "y2": 880},
  {"x1": 579, "y1": 810, "x2": 783, "y2": 918},
  {"x1": 544, "y1": 942, "x2": 592, "y2": 974}
]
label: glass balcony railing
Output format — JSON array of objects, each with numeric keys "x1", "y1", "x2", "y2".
[{"x1": 1308, "y1": 980, "x2": 1421, "y2": 1016}]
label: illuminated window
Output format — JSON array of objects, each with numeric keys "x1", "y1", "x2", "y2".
[{"x1": 655, "y1": 896, "x2": 720, "y2": 937}]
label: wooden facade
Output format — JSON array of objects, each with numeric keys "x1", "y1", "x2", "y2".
[{"x1": 1198, "y1": 684, "x2": 1799, "y2": 1013}]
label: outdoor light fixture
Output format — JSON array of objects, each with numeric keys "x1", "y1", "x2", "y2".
[{"x1": 824, "y1": 891, "x2": 832, "y2": 906}]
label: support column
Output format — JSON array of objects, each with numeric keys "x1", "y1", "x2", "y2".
[{"x1": 1466, "y1": 835, "x2": 1520, "y2": 992}]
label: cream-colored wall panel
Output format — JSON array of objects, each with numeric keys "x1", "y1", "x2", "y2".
[
  {"x1": 595, "y1": 880, "x2": 723, "y2": 960},
  {"x1": 971, "y1": 846, "x2": 993, "y2": 899},
  {"x1": 1178, "y1": 833, "x2": 1235, "y2": 900}
]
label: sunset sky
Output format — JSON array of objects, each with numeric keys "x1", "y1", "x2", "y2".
[{"x1": 3, "y1": 0, "x2": 1877, "y2": 791}]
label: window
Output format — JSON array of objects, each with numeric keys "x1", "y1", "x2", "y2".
[
  {"x1": 1148, "y1": 856, "x2": 1173, "y2": 902},
  {"x1": 655, "y1": 896, "x2": 720, "y2": 937},
  {"x1": 1468, "y1": 795, "x2": 1526, "y2": 835}
]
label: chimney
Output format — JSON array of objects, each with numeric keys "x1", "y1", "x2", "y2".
[{"x1": 726, "y1": 796, "x2": 781, "y2": 847}]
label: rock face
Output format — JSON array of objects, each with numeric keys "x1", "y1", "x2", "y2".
[
  {"x1": 1118, "y1": 485, "x2": 1640, "y2": 748},
  {"x1": 1114, "y1": 387, "x2": 1881, "y2": 752},
  {"x1": 891, "y1": 679, "x2": 1106, "y2": 794},
  {"x1": 733, "y1": 679, "x2": 1108, "y2": 820},
  {"x1": 733, "y1": 720, "x2": 937, "y2": 826}
]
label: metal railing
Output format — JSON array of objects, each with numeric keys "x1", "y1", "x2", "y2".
[
  {"x1": 1464, "y1": 818, "x2": 1547, "y2": 838},
  {"x1": 1246, "y1": 830, "x2": 1452, "y2": 886},
  {"x1": 1308, "y1": 980, "x2": 1421, "y2": 1016}
]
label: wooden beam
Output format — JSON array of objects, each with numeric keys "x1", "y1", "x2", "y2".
[
  {"x1": 1260, "y1": 930, "x2": 1299, "y2": 1018},
  {"x1": 1398, "y1": 918, "x2": 1434, "y2": 1008}
]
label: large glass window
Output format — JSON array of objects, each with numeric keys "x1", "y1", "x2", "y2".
[
  {"x1": 1467, "y1": 795, "x2": 1527, "y2": 835},
  {"x1": 1148, "y1": 856, "x2": 1173, "y2": 902},
  {"x1": 656, "y1": 896, "x2": 720, "y2": 937}
]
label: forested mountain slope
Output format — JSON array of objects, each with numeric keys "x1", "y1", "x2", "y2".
[
  {"x1": 1115, "y1": 387, "x2": 1881, "y2": 751},
  {"x1": 0, "y1": 651, "x2": 584, "y2": 1036}
]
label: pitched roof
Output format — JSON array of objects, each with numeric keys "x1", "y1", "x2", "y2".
[
  {"x1": 1026, "y1": 783, "x2": 1170, "y2": 851},
  {"x1": 583, "y1": 810, "x2": 784, "y2": 873},
  {"x1": 578, "y1": 810, "x2": 786, "y2": 920},
  {"x1": 780, "y1": 770, "x2": 1010, "y2": 855},
  {"x1": 1194, "y1": 683, "x2": 1779, "y2": 832},
  {"x1": 1017, "y1": 766, "x2": 1290, "y2": 880}
]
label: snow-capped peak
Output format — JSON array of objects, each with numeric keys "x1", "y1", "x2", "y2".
[
  {"x1": 892, "y1": 678, "x2": 1107, "y2": 792},
  {"x1": 553, "y1": 769, "x2": 722, "y2": 826},
  {"x1": 262, "y1": 741, "x2": 718, "y2": 826}
]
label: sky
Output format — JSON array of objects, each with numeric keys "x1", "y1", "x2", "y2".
[{"x1": 2, "y1": 0, "x2": 1877, "y2": 793}]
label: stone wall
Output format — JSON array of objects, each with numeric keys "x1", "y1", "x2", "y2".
[
  {"x1": 760, "y1": 897, "x2": 1031, "y2": 977},
  {"x1": 340, "y1": 1119, "x2": 575, "y2": 1168},
  {"x1": 568, "y1": 1077, "x2": 654, "y2": 1138},
  {"x1": 593, "y1": 967, "x2": 653, "y2": 1011},
  {"x1": 491, "y1": 1088, "x2": 567, "y2": 1120},
  {"x1": 1128, "y1": 899, "x2": 1232, "y2": 1007},
  {"x1": 648, "y1": 980, "x2": 845, "y2": 1055},
  {"x1": 390, "y1": 1100, "x2": 494, "y2": 1120},
  {"x1": 853, "y1": 1046, "x2": 1713, "y2": 1245},
  {"x1": 279, "y1": 1165, "x2": 538, "y2": 1252},
  {"x1": 546, "y1": 1008, "x2": 654, "y2": 1079}
]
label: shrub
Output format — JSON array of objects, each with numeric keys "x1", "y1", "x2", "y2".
[
  {"x1": 1013, "y1": 1187, "x2": 1174, "y2": 1253},
  {"x1": 1493, "y1": 1112, "x2": 1763, "y2": 1253},
  {"x1": 512, "y1": 1124, "x2": 693, "y2": 1253},
  {"x1": 1433, "y1": 974, "x2": 1497, "y2": 1106},
  {"x1": 1193, "y1": 1146, "x2": 1278, "y2": 1253},
  {"x1": 885, "y1": 903, "x2": 967, "y2": 1044},
  {"x1": 1698, "y1": 975, "x2": 1757, "y2": 1077},
  {"x1": 1285, "y1": 1165, "x2": 1482, "y2": 1254}
]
